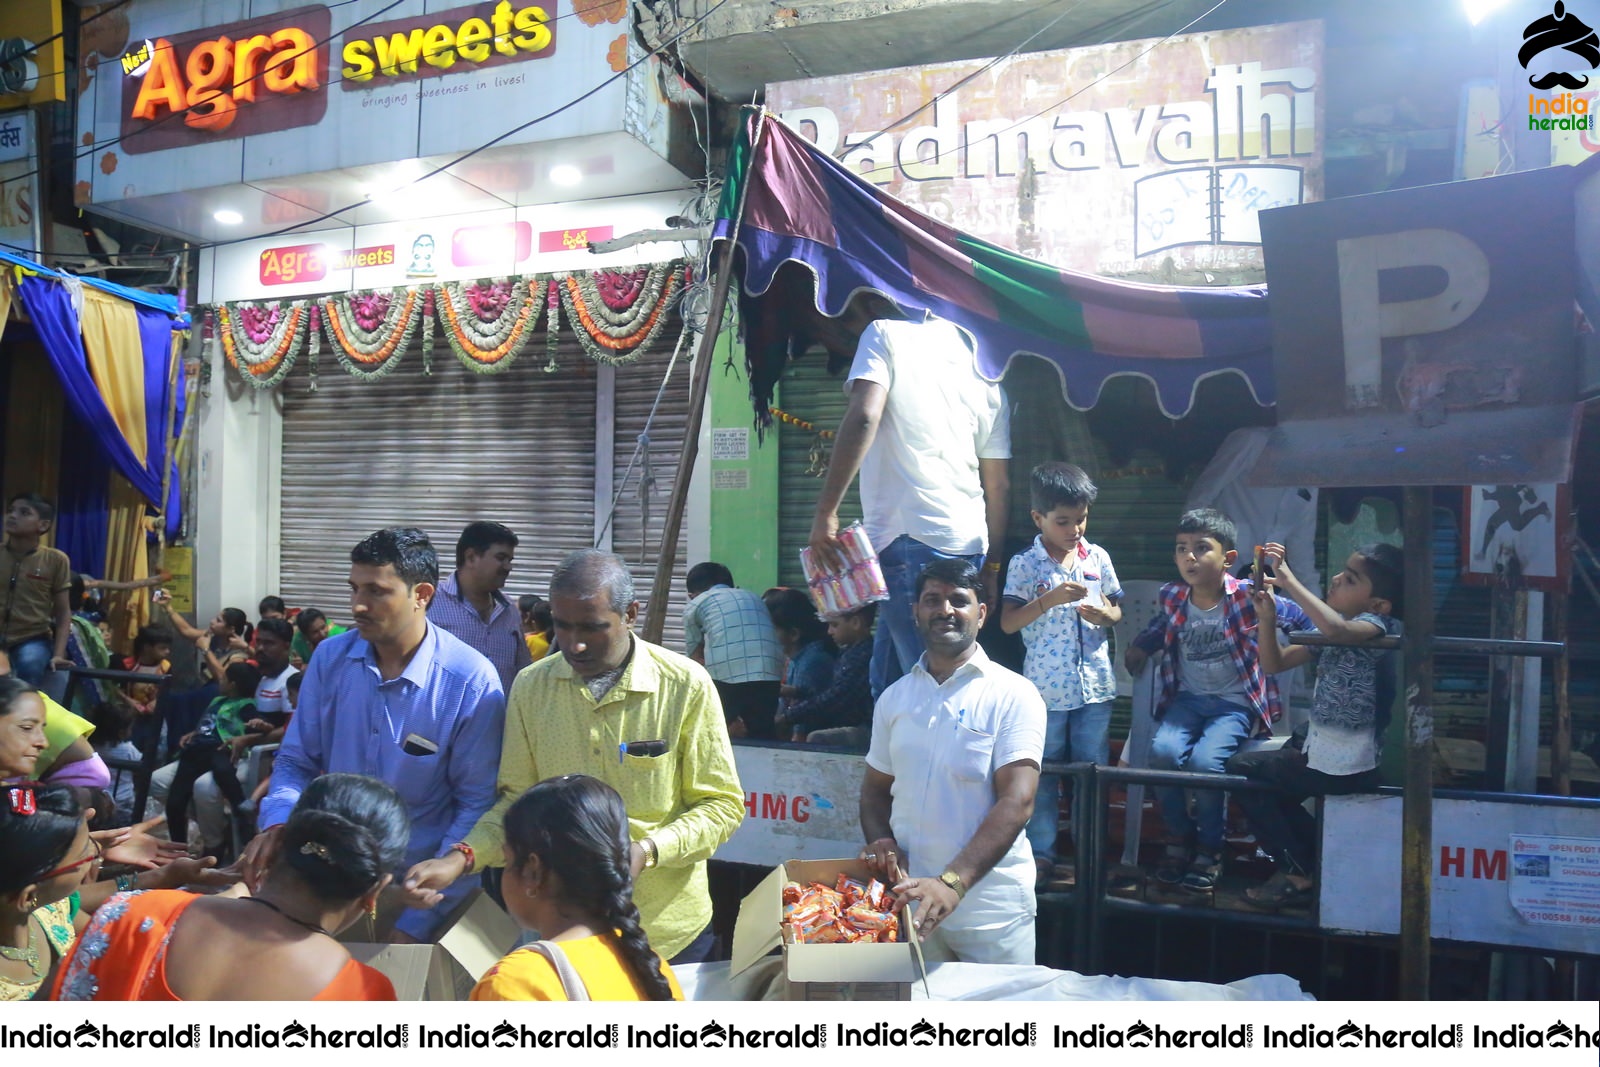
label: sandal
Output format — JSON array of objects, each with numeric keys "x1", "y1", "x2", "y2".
[
  {"x1": 1153, "y1": 850, "x2": 1189, "y2": 886},
  {"x1": 1180, "y1": 852, "x2": 1221, "y2": 893},
  {"x1": 1244, "y1": 870, "x2": 1314, "y2": 910}
]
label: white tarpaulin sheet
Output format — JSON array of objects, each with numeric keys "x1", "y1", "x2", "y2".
[{"x1": 678, "y1": 958, "x2": 1310, "y2": 1001}]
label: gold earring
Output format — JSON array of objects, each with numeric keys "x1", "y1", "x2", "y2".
[{"x1": 369, "y1": 899, "x2": 377, "y2": 922}]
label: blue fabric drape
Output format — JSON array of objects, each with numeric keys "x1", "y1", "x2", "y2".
[
  {"x1": 55, "y1": 405, "x2": 111, "y2": 578},
  {"x1": 14, "y1": 273, "x2": 170, "y2": 505}
]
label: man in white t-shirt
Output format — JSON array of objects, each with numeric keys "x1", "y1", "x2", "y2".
[
  {"x1": 858, "y1": 558, "x2": 1044, "y2": 965},
  {"x1": 807, "y1": 303, "x2": 1011, "y2": 697}
]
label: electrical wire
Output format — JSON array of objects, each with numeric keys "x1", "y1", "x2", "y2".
[
  {"x1": 198, "y1": 0, "x2": 733, "y2": 251},
  {"x1": 840, "y1": 0, "x2": 1231, "y2": 183},
  {"x1": 836, "y1": 0, "x2": 1094, "y2": 160},
  {"x1": 6, "y1": 0, "x2": 670, "y2": 190}
]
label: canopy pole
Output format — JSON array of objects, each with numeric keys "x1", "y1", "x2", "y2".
[
  {"x1": 642, "y1": 109, "x2": 764, "y2": 643},
  {"x1": 1400, "y1": 487, "x2": 1434, "y2": 1000}
]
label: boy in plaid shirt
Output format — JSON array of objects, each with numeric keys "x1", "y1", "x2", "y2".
[{"x1": 1125, "y1": 508, "x2": 1309, "y2": 893}]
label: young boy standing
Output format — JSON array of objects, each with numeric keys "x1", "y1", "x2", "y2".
[
  {"x1": 1125, "y1": 508, "x2": 1310, "y2": 893},
  {"x1": 1, "y1": 494, "x2": 74, "y2": 695},
  {"x1": 1231, "y1": 542, "x2": 1402, "y2": 909},
  {"x1": 1001, "y1": 463, "x2": 1122, "y2": 887}
]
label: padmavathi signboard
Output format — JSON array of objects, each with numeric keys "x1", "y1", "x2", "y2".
[{"x1": 767, "y1": 21, "x2": 1323, "y2": 280}]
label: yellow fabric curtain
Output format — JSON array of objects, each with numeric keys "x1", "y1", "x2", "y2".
[
  {"x1": 78, "y1": 286, "x2": 149, "y2": 467},
  {"x1": 0, "y1": 269, "x2": 12, "y2": 344},
  {"x1": 103, "y1": 472, "x2": 151, "y2": 653}
]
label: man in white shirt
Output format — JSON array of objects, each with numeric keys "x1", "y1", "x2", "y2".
[
  {"x1": 807, "y1": 303, "x2": 1011, "y2": 697},
  {"x1": 858, "y1": 558, "x2": 1045, "y2": 965}
]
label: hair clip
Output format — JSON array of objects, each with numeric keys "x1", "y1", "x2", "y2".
[
  {"x1": 7, "y1": 786, "x2": 37, "y2": 815},
  {"x1": 299, "y1": 841, "x2": 332, "y2": 861}
]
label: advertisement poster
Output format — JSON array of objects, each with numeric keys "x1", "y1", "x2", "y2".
[{"x1": 1508, "y1": 834, "x2": 1600, "y2": 928}]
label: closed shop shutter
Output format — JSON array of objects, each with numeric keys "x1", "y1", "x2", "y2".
[
  {"x1": 279, "y1": 335, "x2": 598, "y2": 618},
  {"x1": 776, "y1": 357, "x2": 861, "y2": 589},
  {"x1": 609, "y1": 342, "x2": 693, "y2": 653}
]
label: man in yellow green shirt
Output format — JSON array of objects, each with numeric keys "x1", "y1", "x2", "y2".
[{"x1": 403, "y1": 549, "x2": 743, "y2": 963}]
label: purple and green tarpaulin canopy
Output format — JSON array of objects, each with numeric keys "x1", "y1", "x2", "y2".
[{"x1": 712, "y1": 109, "x2": 1274, "y2": 426}]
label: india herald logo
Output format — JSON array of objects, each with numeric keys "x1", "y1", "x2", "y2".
[{"x1": 1520, "y1": 2, "x2": 1600, "y2": 89}]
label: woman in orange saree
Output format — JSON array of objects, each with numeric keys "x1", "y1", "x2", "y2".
[{"x1": 53, "y1": 774, "x2": 408, "y2": 1001}]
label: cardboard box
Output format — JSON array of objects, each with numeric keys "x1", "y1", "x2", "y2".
[
  {"x1": 731, "y1": 858, "x2": 927, "y2": 1001},
  {"x1": 345, "y1": 889, "x2": 521, "y2": 1000}
]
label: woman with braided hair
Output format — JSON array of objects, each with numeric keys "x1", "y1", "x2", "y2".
[{"x1": 473, "y1": 774, "x2": 682, "y2": 1001}]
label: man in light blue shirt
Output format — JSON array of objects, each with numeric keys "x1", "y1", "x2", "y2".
[
  {"x1": 428, "y1": 521, "x2": 531, "y2": 696},
  {"x1": 243, "y1": 527, "x2": 505, "y2": 941}
]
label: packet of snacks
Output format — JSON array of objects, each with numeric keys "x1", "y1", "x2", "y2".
[{"x1": 800, "y1": 522, "x2": 890, "y2": 618}]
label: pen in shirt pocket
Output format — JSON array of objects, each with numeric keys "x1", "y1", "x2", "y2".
[{"x1": 619, "y1": 739, "x2": 669, "y2": 762}]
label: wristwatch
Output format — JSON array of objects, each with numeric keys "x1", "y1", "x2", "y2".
[{"x1": 937, "y1": 869, "x2": 967, "y2": 900}]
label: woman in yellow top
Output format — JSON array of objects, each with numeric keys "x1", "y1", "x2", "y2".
[{"x1": 471, "y1": 775, "x2": 682, "y2": 1001}]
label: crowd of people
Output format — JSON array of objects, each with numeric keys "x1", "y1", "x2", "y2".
[{"x1": 0, "y1": 305, "x2": 1402, "y2": 1000}]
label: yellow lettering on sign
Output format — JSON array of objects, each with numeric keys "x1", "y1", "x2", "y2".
[
  {"x1": 512, "y1": 6, "x2": 551, "y2": 52},
  {"x1": 375, "y1": 29, "x2": 426, "y2": 76},
  {"x1": 341, "y1": 40, "x2": 376, "y2": 82},
  {"x1": 341, "y1": 5, "x2": 553, "y2": 83},
  {"x1": 422, "y1": 25, "x2": 457, "y2": 69},
  {"x1": 455, "y1": 18, "x2": 491, "y2": 63}
]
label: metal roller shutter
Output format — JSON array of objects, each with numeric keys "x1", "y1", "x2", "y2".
[
  {"x1": 609, "y1": 342, "x2": 693, "y2": 652},
  {"x1": 279, "y1": 335, "x2": 598, "y2": 618},
  {"x1": 776, "y1": 357, "x2": 862, "y2": 589}
]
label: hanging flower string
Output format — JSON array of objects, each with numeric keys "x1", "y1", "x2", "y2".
[
  {"x1": 436, "y1": 278, "x2": 542, "y2": 373},
  {"x1": 320, "y1": 287, "x2": 424, "y2": 380},
  {"x1": 545, "y1": 278, "x2": 561, "y2": 373},
  {"x1": 217, "y1": 300, "x2": 309, "y2": 388},
  {"x1": 213, "y1": 261, "x2": 686, "y2": 385},
  {"x1": 307, "y1": 304, "x2": 322, "y2": 392},
  {"x1": 558, "y1": 262, "x2": 682, "y2": 365},
  {"x1": 421, "y1": 288, "x2": 435, "y2": 376}
]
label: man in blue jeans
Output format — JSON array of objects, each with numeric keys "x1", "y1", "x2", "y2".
[{"x1": 807, "y1": 302, "x2": 1011, "y2": 698}]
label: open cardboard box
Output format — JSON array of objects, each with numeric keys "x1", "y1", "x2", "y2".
[
  {"x1": 731, "y1": 858, "x2": 928, "y2": 1001},
  {"x1": 344, "y1": 889, "x2": 521, "y2": 1000}
]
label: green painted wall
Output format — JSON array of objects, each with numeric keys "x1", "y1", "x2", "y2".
[{"x1": 706, "y1": 332, "x2": 779, "y2": 591}]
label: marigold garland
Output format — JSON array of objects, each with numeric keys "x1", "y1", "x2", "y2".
[
  {"x1": 558, "y1": 263, "x2": 682, "y2": 365},
  {"x1": 436, "y1": 278, "x2": 543, "y2": 373},
  {"x1": 319, "y1": 287, "x2": 424, "y2": 380},
  {"x1": 207, "y1": 260, "x2": 686, "y2": 388},
  {"x1": 218, "y1": 300, "x2": 309, "y2": 388}
]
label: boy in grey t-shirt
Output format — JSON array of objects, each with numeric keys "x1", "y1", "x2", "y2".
[{"x1": 1230, "y1": 541, "x2": 1403, "y2": 909}]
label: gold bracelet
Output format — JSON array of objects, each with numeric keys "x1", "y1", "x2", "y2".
[{"x1": 640, "y1": 837, "x2": 659, "y2": 869}]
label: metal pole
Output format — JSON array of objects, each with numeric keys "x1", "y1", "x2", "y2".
[
  {"x1": 1400, "y1": 487, "x2": 1434, "y2": 1000},
  {"x1": 1552, "y1": 591, "x2": 1571, "y2": 797}
]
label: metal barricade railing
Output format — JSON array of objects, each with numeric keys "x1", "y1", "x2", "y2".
[{"x1": 1036, "y1": 757, "x2": 1600, "y2": 986}]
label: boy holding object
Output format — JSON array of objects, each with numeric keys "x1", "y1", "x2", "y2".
[
  {"x1": 1230, "y1": 542, "x2": 1402, "y2": 909},
  {"x1": 1000, "y1": 463, "x2": 1122, "y2": 887},
  {"x1": 1124, "y1": 509, "x2": 1310, "y2": 893}
]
